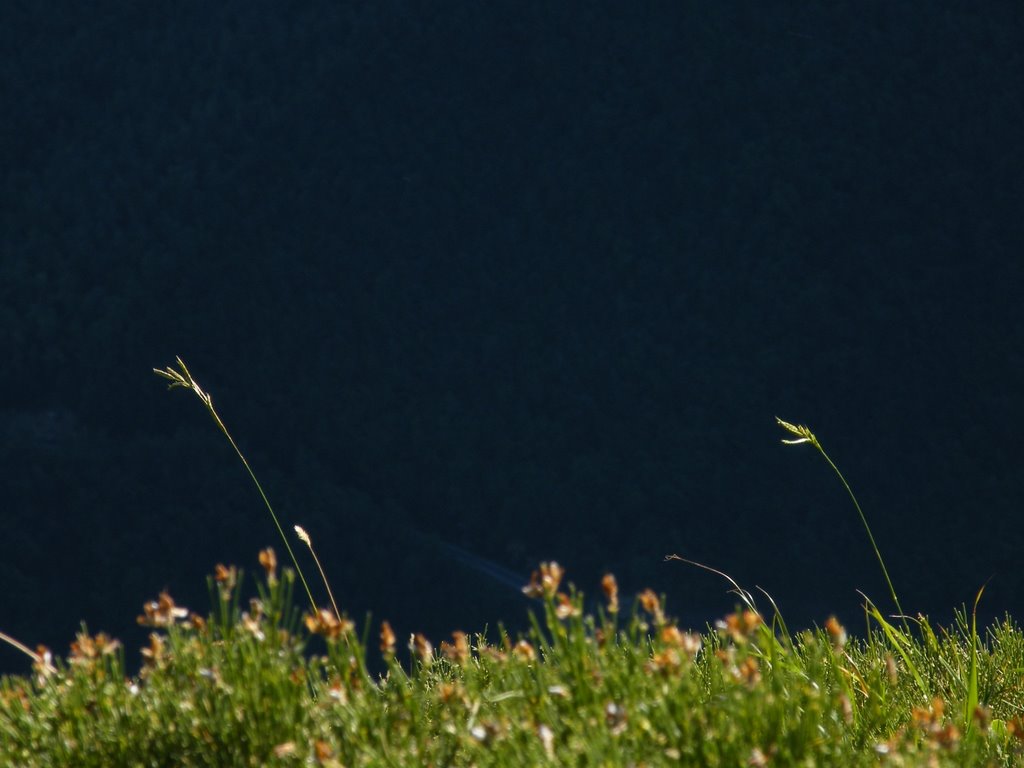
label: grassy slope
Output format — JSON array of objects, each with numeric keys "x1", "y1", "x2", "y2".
[
  {"x1": 2, "y1": 559, "x2": 1024, "y2": 766},
  {"x1": 4, "y1": 368, "x2": 1022, "y2": 765}
]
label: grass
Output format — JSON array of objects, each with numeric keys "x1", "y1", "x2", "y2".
[
  {"x1": 153, "y1": 358, "x2": 318, "y2": 615},
  {"x1": 775, "y1": 417, "x2": 905, "y2": 624},
  {"x1": 2, "y1": 362, "x2": 1024, "y2": 766}
]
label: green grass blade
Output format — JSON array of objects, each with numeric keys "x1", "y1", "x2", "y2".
[
  {"x1": 964, "y1": 584, "x2": 985, "y2": 732},
  {"x1": 860, "y1": 593, "x2": 927, "y2": 697}
]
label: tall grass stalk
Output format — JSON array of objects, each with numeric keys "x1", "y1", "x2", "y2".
[
  {"x1": 154, "y1": 357, "x2": 318, "y2": 614},
  {"x1": 294, "y1": 525, "x2": 340, "y2": 621},
  {"x1": 776, "y1": 417, "x2": 905, "y2": 622}
]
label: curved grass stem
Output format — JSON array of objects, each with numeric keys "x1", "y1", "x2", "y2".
[
  {"x1": 776, "y1": 417, "x2": 905, "y2": 623},
  {"x1": 155, "y1": 358, "x2": 318, "y2": 614}
]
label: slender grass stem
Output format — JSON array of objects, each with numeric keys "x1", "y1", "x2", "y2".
[
  {"x1": 0, "y1": 630, "x2": 42, "y2": 664},
  {"x1": 155, "y1": 357, "x2": 318, "y2": 614},
  {"x1": 295, "y1": 525, "x2": 340, "y2": 621},
  {"x1": 776, "y1": 417, "x2": 905, "y2": 622}
]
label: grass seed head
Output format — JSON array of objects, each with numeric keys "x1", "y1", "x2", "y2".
[
  {"x1": 379, "y1": 621, "x2": 396, "y2": 657},
  {"x1": 304, "y1": 609, "x2": 353, "y2": 641},
  {"x1": 410, "y1": 633, "x2": 433, "y2": 664},
  {"x1": 140, "y1": 633, "x2": 165, "y2": 668},
  {"x1": 825, "y1": 615, "x2": 847, "y2": 649},
  {"x1": 214, "y1": 563, "x2": 238, "y2": 588},
  {"x1": 554, "y1": 593, "x2": 580, "y2": 619},
  {"x1": 32, "y1": 645, "x2": 56, "y2": 682},
  {"x1": 522, "y1": 562, "x2": 564, "y2": 598},
  {"x1": 601, "y1": 573, "x2": 619, "y2": 614},
  {"x1": 258, "y1": 547, "x2": 277, "y2": 582},
  {"x1": 775, "y1": 416, "x2": 818, "y2": 447},
  {"x1": 137, "y1": 591, "x2": 189, "y2": 628},
  {"x1": 441, "y1": 631, "x2": 470, "y2": 664},
  {"x1": 716, "y1": 609, "x2": 763, "y2": 644},
  {"x1": 638, "y1": 589, "x2": 666, "y2": 626},
  {"x1": 513, "y1": 639, "x2": 536, "y2": 662},
  {"x1": 69, "y1": 631, "x2": 120, "y2": 666}
]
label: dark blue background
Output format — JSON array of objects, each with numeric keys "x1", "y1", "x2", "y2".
[{"x1": 2, "y1": 2, "x2": 1022, "y2": 674}]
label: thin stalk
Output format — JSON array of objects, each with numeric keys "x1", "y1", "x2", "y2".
[
  {"x1": 0, "y1": 630, "x2": 43, "y2": 664},
  {"x1": 295, "y1": 525, "x2": 340, "y2": 621},
  {"x1": 776, "y1": 417, "x2": 904, "y2": 622},
  {"x1": 155, "y1": 358, "x2": 317, "y2": 614}
]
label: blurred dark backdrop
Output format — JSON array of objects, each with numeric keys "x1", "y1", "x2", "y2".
[{"x1": 2, "y1": 2, "x2": 1023, "y2": 674}]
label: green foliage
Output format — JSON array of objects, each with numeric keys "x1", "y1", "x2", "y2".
[
  {"x1": 3, "y1": 395, "x2": 1022, "y2": 764},
  {"x1": 3, "y1": 558, "x2": 1024, "y2": 766}
]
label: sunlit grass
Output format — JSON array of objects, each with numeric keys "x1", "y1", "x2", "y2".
[
  {"x1": 776, "y1": 416, "x2": 904, "y2": 621},
  {"x1": 1, "y1": 372, "x2": 1022, "y2": 766},
  {"x1": 153, "y1": 358, "x2": 319, "y2": 614},
  {"x1": 3, "y1": 554, "x2": 1024, "y2": 766}
]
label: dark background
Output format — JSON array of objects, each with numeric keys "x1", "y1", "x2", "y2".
[{"x1": 2, "y1": 2, "x2": 1023, "y2": 675}]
